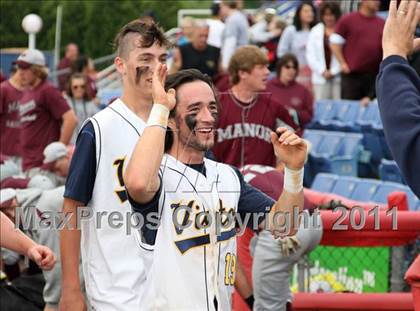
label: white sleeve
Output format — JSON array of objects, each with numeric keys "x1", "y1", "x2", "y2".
[
  {"x1": 329, "y1": 33, "x2": 346, "y2": 45},
  {"x1": 306, "y1": 30, "x2": 325, "y2": 75},
  {"x1": 277, "y1": 26, "x2": 294, "y2": 58},
  {"x1": 222, "y1": 36, "x2": 237, "y2": 70}
]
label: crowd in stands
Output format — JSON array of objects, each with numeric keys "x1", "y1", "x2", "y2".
[{"x1": 0, "y1": 0, "x2": 418, "y2": 310}]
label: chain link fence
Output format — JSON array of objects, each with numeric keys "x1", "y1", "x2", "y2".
[{"x1": 291, "y1": 238, "x2": 420, "y2": 294}]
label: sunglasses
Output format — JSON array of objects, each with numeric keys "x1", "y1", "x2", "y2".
[{"x1": 72, "y1": 84, "x2": 85, "y2": 89}]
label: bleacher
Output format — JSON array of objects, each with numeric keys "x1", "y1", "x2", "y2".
[{"x1": 306, "y1": 99, "x2": 419, "y2": 211}]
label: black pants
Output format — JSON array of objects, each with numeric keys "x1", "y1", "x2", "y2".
[{"x1": 341, "y1": 72, "x2": 377, "y2": 100}]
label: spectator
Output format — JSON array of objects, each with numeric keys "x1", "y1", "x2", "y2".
[
  {"x1": 70, "y1": 55, "x2": 97, "y2": 100},
  {"x1": 16, "y1": 49, "x2": 77, "y2": 175},
  {"x1": 266, "y1": 54, "x2": 314, "y2": 130},
  {"x1": 0, "y1": 62, "x2": 25, "y2": 165},
  {"x1": 306, "y1": 1, "x2": 342, "y2": 100},
  {"x1": 65, "y1": 73, "x2": 99, "y2": 143},
  {"x1": 249, "y1": 8, "x2": 281, "y2": 45},
  {"x1": 277, "y1": 1, "x2": 317, "y2": 90},
  {"x1": 171, "y1": 20, "x2": 221, "y2": 80},
  {"x1": 376, "y1": 0, "x2": 420, "y2": 197},
  {"x1": 57, "y1": 43, "x2": 79, "y2": 92},
  {"x1": 264, "y1": 16, "x2": 287, "y2": 71},
  {"x1": 330, "y1": 0, "x2": 384, "y2": 106},
  {"x1": 207, "y1": 2, "x2": 225, "y2": 48},
  {"x1": 220, "y1": 0, "x2": 250, "y2": 70},
  {"x1": 177, "y1": 16, "x2": 195, "y2": 46},
  {"x1": 212, "y1": 46, "x2": 298, "y2": 168}
]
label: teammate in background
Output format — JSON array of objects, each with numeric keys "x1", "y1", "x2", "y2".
[
  {"x1": 0, "y1": 63, "x2": 25, "y2": 169},
  {"x1": 60, "y1": 20, "x2": 170, "y2": 311},
  {"x1": 376, "y1": 0, "x2": 420, "y2": 197},
  {"x1": 124, "y1": 67, "x2": 307, "y2": 310},
  {"x1": 240, "y1": 165, "x2": 322, "y2": 311},
  {"x1": 17, "y1": 49, "x2": 78, "y2": 176},
  {"x1": 0, "y1": 212, "x2": 56, "y2": 271},
  {"x1": 213, "y1": 45, "x2": 299, "y2": 169}
]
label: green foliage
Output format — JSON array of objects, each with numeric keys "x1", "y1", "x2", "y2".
[{"x1": 0, "y1": 0, "x2": 214, "y2": 59}]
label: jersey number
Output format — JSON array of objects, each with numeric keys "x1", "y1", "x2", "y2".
[
  {"x1": 113, "y1": 158, "x2": 128, "y2": 203},
  {"x1": 224, "y1": 252, "x2": 236, "y2": 286}
]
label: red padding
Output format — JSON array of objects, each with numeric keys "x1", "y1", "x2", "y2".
[
  {"x1": 405, "y1": 255, "x2": 420, "y2": 311},
  {"x1": 320, "y1": 210, "x2": 420, "y2": 246},
  {"x1": 293, "y1": 293, "x2": 413, "y2": 311}
]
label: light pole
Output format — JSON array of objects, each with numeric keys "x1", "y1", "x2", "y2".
[{"x1": 22, "y1": 14, "x2": 43, "y2": 49}]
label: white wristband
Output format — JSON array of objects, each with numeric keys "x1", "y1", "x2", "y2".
[
  {"x1": 147, "y1": 104, "x2": 170, "y2": 129},
  {"x1": 283, "y1": 167, "x2": 304, "y2": 193}
]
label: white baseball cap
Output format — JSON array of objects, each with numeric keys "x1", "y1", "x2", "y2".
[
  {"x1": 28, "y1": 175, "x2": 55, "y2": 190},
  {"x1": 43, "y1": 142, "x2": 68, "y2": 164},
  {"x1": 16, "y1": 49, "x2": 46, "y2": 68},
  {"x1": 0, "y1": 188, "x2": 17, "y2": 205}
]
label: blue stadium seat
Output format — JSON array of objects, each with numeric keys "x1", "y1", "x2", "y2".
[
  {"x1": 379, "y1": 159, "x2": 405, "y2": 184},
  {"x1": 310, "y1": 173, "x2": 338, "y2": 193},
  {"x1": 306, "y1": 100, "x2": 336, "y2": 129},
  {"x1": 350, "y1": 179, "x2": 382, "y2": 201},
  {"x1": 329, "y1": 100, "x2": 361, "y2": 132},
  {"x1": 403, "y1": 186, "x2": 420, "y2": 211},
  {"x1": 330, "y1": 176, "x2": 359, "y2": 198},
  {"x1": 371, "y1": 181, "x2": 406, "y2": 204}
]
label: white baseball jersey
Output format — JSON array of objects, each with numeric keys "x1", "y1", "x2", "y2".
[
  {"x1": 139, "y1": 154, "x2": 241, "y2": 311},
  {"x1": 81, "y1": 99, "x2": 150, "y2": 311}
]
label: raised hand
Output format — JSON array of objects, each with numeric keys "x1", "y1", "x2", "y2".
[
  {"x1": 152, "y1": 63, "x2": 176, "y2": 110},
  {"x1": 382, "y1": 0, "x2": 420, "y2": 59},
  {"x1": 271, "y1": 127, "x2": 307, "y2": 170}
]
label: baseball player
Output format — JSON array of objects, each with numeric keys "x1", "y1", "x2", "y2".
[
  {"x1": 124, "y1": 67, "x2": 307, "y2": 310},
  {"x1": 60, "y1": 20, "x2": 170, "y2": 311},
  {"x1": 240, "y1": 165, "x2": 323, "y2": 311}
]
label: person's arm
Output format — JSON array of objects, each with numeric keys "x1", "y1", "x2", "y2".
[
  {"x1": 306, "y1": 27, "x2": 326, "y2": 76},
  {"x1": 222, "y1": 36, "x2": 238, "y2": 70},
  {"x1": 44, "y1": 84, "x2": 78, "y2": 145},
  {"x1": 234, "y1": 262, "x2": 254, "y2": 309},
  {"x1": 250, "y1": 21, "x2": 274, "y2": 44},
  {"x1": 1, "y1": 212, "x2": 56, "y2": 270},
  {"x1": 298, "y1": 88, "x2": 314, "y2": 128},
  {"x1": 124, "y1": 63, "x2": 176, "y2": 204},
  {"x1": 376, "y1": 0, "x2": 420, "y2": 197},
  {"x1": 59, "y1": 122, "x2": 96, "y2": 311},
  {"x1": 59, "y1": 109, "x2": 78, "y2": 145},
  {"x1": 170, "y1": 47, "x2": 182, "y2": 74},
  {"x1": 276, "y1": 26, "x2": 294, "y2": 58},
  {"x1": 329, "y1": 40, "x2": 350, "y2": 74}
]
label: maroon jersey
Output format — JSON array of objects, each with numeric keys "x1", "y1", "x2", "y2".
[
  {"x1": 19, "y1": 80, "x2": 70, "y2": 171},
  {"x1": 266, "y1": 78, "x2": 314, "y2": 128},
  {"x1": 213, "y1": 90, "x2": 299, "y2": 168},
  {"x1": 0, "y1": 80, "x2": 23, "y2": 156}
]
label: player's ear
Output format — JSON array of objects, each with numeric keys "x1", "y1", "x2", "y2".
[{"x1": 114, "y1": 56, "x2": 126, "y2": 75}]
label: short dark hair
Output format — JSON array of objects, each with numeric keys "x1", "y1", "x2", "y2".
[
  {"x1": 113, "y1": 19, "x2": 171, "y2": 59},
  {"x1": 67, "y1": 73, "x2": 89, "y2": 100},
  {"x1": 319, "y1": 1, "x2": 342, "y2": 22},
  {"x1": 71, "y1": 55, "x2": 89, "y2": 74},
  {"x1": 164, "y1": 69, "x2": 218, "y2": 151},
  {"x1": 293, "y1": 1, "x2": 317, "y2": 31},
  {"x1": 276, "y1": 53, "x2": 299, "y2": 77}
]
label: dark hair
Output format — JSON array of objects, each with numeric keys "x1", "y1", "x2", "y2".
[
  {"x1": 293, "y1": 1, "x2": 317, "y2": 31},
  {"x1": 71, "y1": 55, "x2": 89, "y2": 74},
  {"x1": 319, "y1": 1, "x2": 342, "y2": 22},
  {"x1": 164, "y1": 69, "x2": 218, "y2": 152},
  {"x1": 221, "y1": 0, "x2": 238, "y2": 9},
  {"x1": 67, "y1": 73, "x2": 89, "y2": 100},
  {"x1": 276, "y1": 53, "x2": 299, "y2": 77},
  {"x1": 211, "y1": 2, "x2": 221, "y2": 16},
  {"x1": 113, "y1": 19, "x2": 171, "y2": 58}
]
